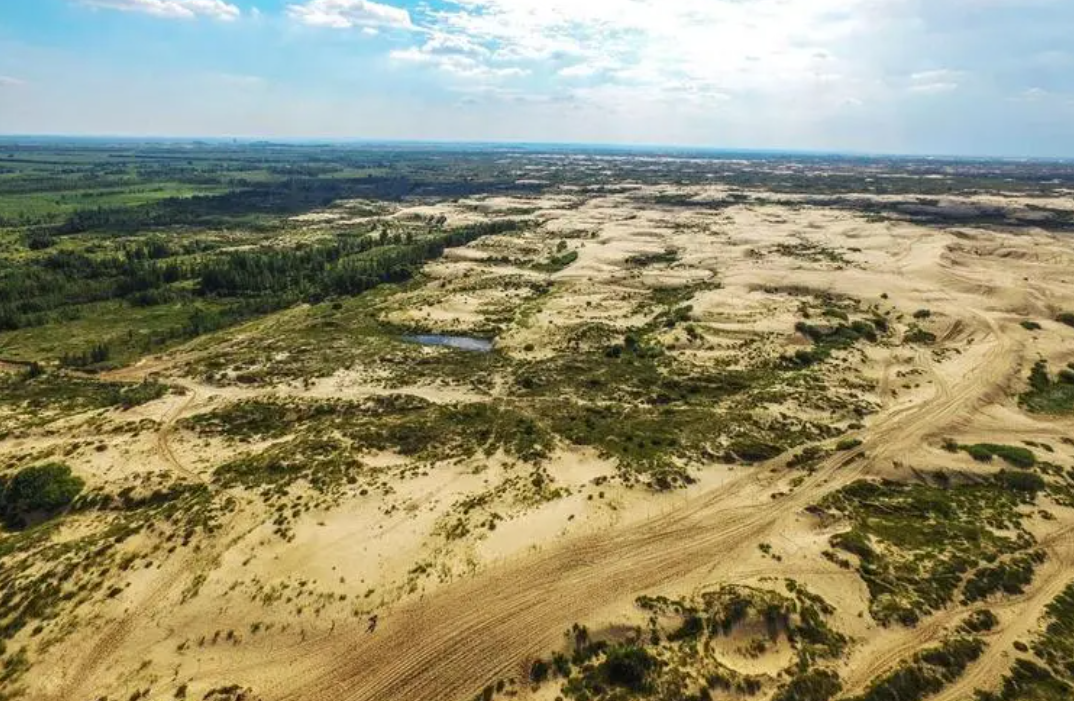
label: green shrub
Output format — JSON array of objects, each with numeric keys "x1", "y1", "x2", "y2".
[
  {"x1": 836, "y1": 438, "x2": 863, "y2": 451},
  {"x1": 1021, "y1": 320, "x2": 1043, "y2": 331},
  {"x1": 626, "y1": 249, "x2": 679, "y2": 268},
  {"x1": 822, "y1": 479, "x2": 1036, "y2": 626},
  {"x1": 729, "y1": 439, "x2": 784, "y2": 463},
  {"x1": 976, "y1": 659, "x2": 1072, "y2": 701},
  {"x1": 963, "y1": 551, "x2": 1045, "y2": 602},
  {"x1": 1056, "y1": 312, "x2": 1074, "y2": 328},
  {"x1": 960, "y1": 610, "x2": 998, "y2": 634},
  {"x1": 904, "y1": 327, "x2": 937, "y2": 345},
  {"x1": 993, "y1": 470, "x2": 1045, "y2": 494},
  {"x1": 1021, "y1": 361, "x2": 1074, "y2": 415},
  {"x1": 961, "y1": 444, "x2": 1036, "y2": 468},
  {"x1": 534, "y1": 250, "x2": 579, "y2": 273},
  {"x1": 600, "y1": 644, "x2": 656, "y2": 690},
  {"x1": 845, "y1": 636, "x2": 984, "y2": 701},
  {"x1": 668, "y1": 614, "x2": 705, "y2": 641},
  {"x1": 773, "y1": 669, "x2": 843, "y2": 701},
  {"x1": 0, "y1": 463, "x2": 84, "y2": 528},
  {"x1": 529, "y1": 659, "x2": 551, "y2": 683}
]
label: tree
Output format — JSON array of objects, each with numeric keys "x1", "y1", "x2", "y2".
[
  {"x1": 600, "y1": 644, "x2": 656, "y2": 690},
  {"x1": 0, "y1": 463, "x2": 85, "y2": 528}
]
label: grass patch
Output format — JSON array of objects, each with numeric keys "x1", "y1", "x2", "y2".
[
  {"x1": 1020, "y1": 360, "x2": 1074, "y2": 415},
  {"x1": 960, "y1": 443, "x2": 1037, "y2": 468},
  {"x1": 819, "y1": 478, "x2": 1040, "y2": 625},
  {"x1": 836, "y1": 438, "x2": 863, "y2": 451},
  {"x1": 529, "y1": 582, "x2": 846, "y2": 701},
  {"x1": 844, "y1": 635, "x2": 985, "y2": 701},
  {"x1": 533, "y1": 250, "x2": 579, "y2": 273},
  {"x1": 0, "y1": 371, "x2": 168, "y2": 433},
  {"x1": 197, "y1": 395, "x2": 555, "y2": 487},
  {"x1": 625, "y1": 249, "x2": 680, "y2": 268},
  {"x1": 962, "y1": 551, "x2": 1045, "y2": 603},
  {"x1": 904, "y1": 327, "x2": 937, "y2": 345},
  {"x1": 977, "y1": 580, "x2": 1074, "y2": 700}
]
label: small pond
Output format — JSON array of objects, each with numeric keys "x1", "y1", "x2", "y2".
[{"x1": 403, "y1": 335, "x2": 495, "y2": 353}]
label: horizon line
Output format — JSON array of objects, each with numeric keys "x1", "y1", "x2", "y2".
[{"x1": 0, "y1": 134, "x2": 1071, "y2": 163}]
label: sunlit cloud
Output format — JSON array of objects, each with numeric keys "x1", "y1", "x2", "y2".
[
  {"x1": 80, "y1": 0, "x2": 240, "y2": 21},
  {"x1": 287, "y1": 0, "x2": 413, "y2": 30}
]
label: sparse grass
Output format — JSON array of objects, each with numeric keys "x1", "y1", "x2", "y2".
[
  {"x1": 844, "y1": 635, "x2": 985, "y2": 701},
  {"x1": 786, "y1": 317, "x2": 882, "y2": 367},
  {"x1": 962, "y1": 551, "x2": 1045, "y2": 603},
  {"x1": 625, "y1": 249, "x2": 680, "y2": 268},
  {"x1": 528, "y1": 583, "x2": 847, "y2": 701},
  {"x1": 819, "y1": 478, "x2": 1040, "y2": 625},
  {"x1": 772, "y1": 669, "x2": 842, "y2": 701},
  {"x1": 197, "y1": 395, "x2": 554, "y2": 473},
  {"x1": 0, "y1": 372, "x2": 169, "y2": 433},
  {"x1": 977, "y1": 580, "x2": 1074, "y2": 700},
  {"x1": 0, "y1": 482, "x2": 219, "y2": 683}
]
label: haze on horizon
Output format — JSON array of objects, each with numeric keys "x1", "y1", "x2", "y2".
[{"x1": 0, "y1": 0, "x2": 1072, "y2": 158}]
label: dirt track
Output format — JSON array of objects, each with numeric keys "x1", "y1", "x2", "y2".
[
  {"x1": 36, "y1": 197, "x2": 1074, "y2": 701},
  {"x1": 185, "y1": 310, "x2": 1024, "y2": 701}
]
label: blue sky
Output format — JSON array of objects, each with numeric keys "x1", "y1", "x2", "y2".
[{"x1": 0, "y1": 0, "x2": 1072, "y2": 156}]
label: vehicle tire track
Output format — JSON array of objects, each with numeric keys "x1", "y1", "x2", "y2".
[{"x1": 240, "y1": 309, "x2": 1022, "y2": 701}]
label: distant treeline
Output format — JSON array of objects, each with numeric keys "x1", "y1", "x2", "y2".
[
  {"x1": 0, "y1": 220, "x2": 522, "y2": 341},
  {"x1": 2, "y1": 175, "x2": 541, "y2": 232},
  {"x1": 199, "y1": 219, "x2": 520, "y2": 298},
  {"x1": 47, "y1": 177, "x2": 413, "y2": 233}
]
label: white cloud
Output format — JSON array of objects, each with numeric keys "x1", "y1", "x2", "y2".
[
  {"x1": 287, "y1": 0, "x2": 413, "y2": 30},
  {"x1": 388, "y1": 28, "x2": 533, "y2": 81},
  {"x1": 393, "y1": 0, "x2": 901, "y2": 108},
  {"x1": 558, "y1": 63, "x2": 602, "y2": 78},
  {"x1": 391, "y1": 46, "x2": 527, "y2": 80},
  {"x1": 0, "y1": 76, "x2": 26, "y2": 87},
  {"x1": 81, "y1": 0, "x2": 240, "y2": 21},
  {"x1": 908, "y1": 69, "x2": 962, "y2": 94}
]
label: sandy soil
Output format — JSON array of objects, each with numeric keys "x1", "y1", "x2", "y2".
[{"x1": 10, "y1": 184, "x2": 1074, "y2": 701}]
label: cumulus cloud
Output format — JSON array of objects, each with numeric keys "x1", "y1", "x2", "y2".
[
  {"x1": 558, "y1": 63, "x2": 604, "y2": 79},
  {"x1": 391, "y1": 45, "x2": 526, "y2": 80},
  {"x1": 287, "y1": 0, "x2": 413, "y2": 30},
  {"x1": 390, "y1": 0, "x2": 900, "y2": 104},
  {"x1": 81, "y1": 0, "x2": 240, "y2": 21},
  {"x1": 908, "y1": 69, "x2": 962, "y2": 94}
]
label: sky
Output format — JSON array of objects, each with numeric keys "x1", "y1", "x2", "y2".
[{"x1": 0, "y1": 0, "x2": 1072, "y2": 157}]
